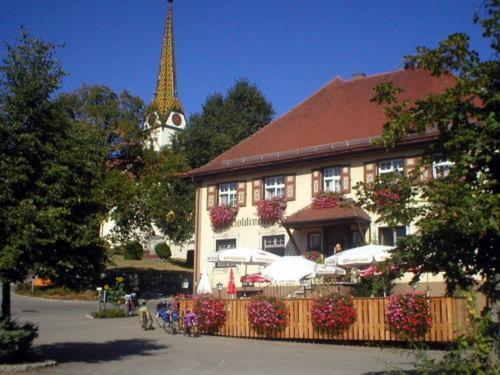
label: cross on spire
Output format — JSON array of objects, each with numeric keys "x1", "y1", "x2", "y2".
[{"x1": 154, "y1": 0, "x2": 184, "y2": 114}]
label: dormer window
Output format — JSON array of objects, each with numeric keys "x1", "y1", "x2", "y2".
[{"x1": 264, "y1": 176, "x2": 285, "y2": 199}]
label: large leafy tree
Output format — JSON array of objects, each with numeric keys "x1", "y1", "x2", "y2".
[
  {"x1": 355, "y1": 1, "x2": 499, "y2": 299},
  {"x1": 0, "y1": 32, "x2": 109, "y2": 316},
  {"x1": 172, "y1": 78, "x2": 275, "y2": 169}
]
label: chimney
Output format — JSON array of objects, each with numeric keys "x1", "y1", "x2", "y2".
[{"x1": 352, "y1": 73, "x2": 366, "y2": 79}]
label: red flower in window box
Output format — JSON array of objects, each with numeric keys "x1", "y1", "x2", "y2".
[
  {"x1": 312, "y1": 192, "x2": 344, "y2": 209},
  {"x1": 257, "y1": 196, "x2": 287, "y2": 224},
  {"x1": 247, "y1": 296, "x2": 289, "y2": 335},
  {"x1": 209, "y1": 205, "x2": 238, "y2": 229},
  {"x1": 304, "y1": 250, "x2": 323, "y2": 264},
  {"x1": 311, "y1": 293, "x2": 357, "y2": 333},
  {"x1": 386, "y1": 292, "x2": 432, "y2": 339},
  {"x1": 373, "y1": 189, "x2": 401, "y2": 208}
]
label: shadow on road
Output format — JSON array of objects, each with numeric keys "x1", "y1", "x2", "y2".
[{"x1": 35, "y1": 339, "x2": 168, "y2": 363}]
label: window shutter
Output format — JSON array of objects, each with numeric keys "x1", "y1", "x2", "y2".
[
  {"x1": 420, "y1": 163, "x2": 433, "y2": 182},
  {"x1": 285, "y1": 175, "x2": 296, "y2": 201},
  {"x1": 404, "y1": 157, "x2": 418, "y2": 177},
  {"x1": 237, "y1": 181, "x2": 247, "y2": 207},
  {"x1": 364, "y1": 163, "x2": 377, "y2": 185},
  {"x1": 252, "y1": 179, "x2": 263, "y2": 206},
  {"x1": 340, "y1": 166, "x2": 351, "y2": 194},
  {"x1": 207, "y1": 185, "x2": 217, "y2": 210},
  {"x1": 311, "y1": 169, "x2": 323, "y2": 197}
]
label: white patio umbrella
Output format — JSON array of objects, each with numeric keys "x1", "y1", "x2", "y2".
[
  {"x1": 206, "y1": 248, "x2": 280, "y2": 265},
  {"x1": 313, "y1": 264, "x2": 346, "y2": 276},
  {"x1": 261, "y1": 256, "x2": 316, "y2": 283},
  {"x1": 324, "y1": 244, "x2": 394, "y2": 266},
  {"x1": 196, "y1": 271, "x2": 212, "y2": 295}
]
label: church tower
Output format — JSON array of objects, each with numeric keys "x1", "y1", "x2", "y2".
[{"x1": 146, "y1": 0, "x2": 186, "y2": 150}]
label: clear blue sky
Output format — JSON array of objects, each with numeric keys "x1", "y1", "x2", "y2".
[{"x1": 0, "y1": 0, "x2": 492, "y2": 119}]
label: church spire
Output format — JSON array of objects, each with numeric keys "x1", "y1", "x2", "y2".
[{"x1": 154, "y1": 0, "x2": 184, "y2": 114}]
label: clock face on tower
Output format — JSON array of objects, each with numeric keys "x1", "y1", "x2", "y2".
[{"x1": 172, "y1": 113, "x2": 182, "y2": 126}]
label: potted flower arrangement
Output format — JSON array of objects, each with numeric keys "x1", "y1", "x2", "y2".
[
  {"x1": 257, "y1": 196, "x2": 287, "y2": 224},
  {"x1": 209, "y1": 204, "x2": 238, "y2": 229},
  {"x1": 312, "y1": 192, "x2": 344, "y2": 209},
  {"x1": 386, "y1": 291, "x2": 432, "y2": 339},
  {"x1": 304, "y1": 250, "x2": 323, "y2": 264},
  {"x1": 310, "y1": 293, "x2": 357, "y2": 333},
  {"x1": 247, "y1": 296, "x2": 288, "y2": 335},
  {"x1": 193, "y1": 296, "x2": 228, "y2": 334}
]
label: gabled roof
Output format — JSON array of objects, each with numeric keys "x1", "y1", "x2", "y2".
[{"x1": 186, "y1": 69, "x2": 454, "y2": 178}]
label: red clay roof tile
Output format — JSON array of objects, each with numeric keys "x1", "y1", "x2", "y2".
[{"x1": 187, "y1": 69, "x2": 454, "y2": 177}]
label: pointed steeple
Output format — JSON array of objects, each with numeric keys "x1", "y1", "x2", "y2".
[{"x1": 154, "y1": 0, "x2": 184, "y2": 114}]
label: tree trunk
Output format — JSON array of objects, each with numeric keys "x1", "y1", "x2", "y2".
[{"x1": 2, "y1": 282, "x2": 11, "y2": 319}]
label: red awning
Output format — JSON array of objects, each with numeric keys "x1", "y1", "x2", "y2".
[{"x1": 282, "y1": 204, "x2": 370, "y2": 228}]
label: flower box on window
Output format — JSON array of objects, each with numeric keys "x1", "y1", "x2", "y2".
[
  {"x1": 312, "y1": 192, "x2": 344, "y2": 209},
  {"x1": 209, "y1": 205, "x2": 238, "y2": 229},
  {"x1": 304, "y1": 250, "x2": 323, "y2": 264},
  {"x1": 257, "y1": 196, "x2": 287, "y2": 224}
]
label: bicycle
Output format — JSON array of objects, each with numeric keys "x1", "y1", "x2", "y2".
[
  {"x1": 138, "y1": 300, "x2": 153, "y2": 330},
  {"x1": 155, "y1": 301, "x2": 182, "y2": 335},
  {"x1": 123, "y1": 293, "x2": 139, "y2": 316}
]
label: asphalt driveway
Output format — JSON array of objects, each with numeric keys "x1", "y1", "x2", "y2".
[{"x1": 10, "y1": 294, "x2": 437, "y2": 374}]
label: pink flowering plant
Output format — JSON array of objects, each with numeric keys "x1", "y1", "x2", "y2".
[
  {"x1": 311, "y1": 293, "x2": 357, "y2": 333},
  {"x1": 193, "y1": 296, "x2": 228, "y2": 334},
  {"x1": 386, "y1": 291, "x2": 432, "y2": 339},
  {"x1": 312, "y1": 192, "x2": 343, "y2": 209},
  {"x1": 257, "y1": 196, "x2": 287, "y2": 224},
  {"x1": 304, "y1": 250, "x2": 323, "y2": 264},
  {"x1": 209, "y1": 205, "x2": 238, "y2": 229},
  {"x1": 247, "y1": 296, "x2": 289, "y2": 335}
]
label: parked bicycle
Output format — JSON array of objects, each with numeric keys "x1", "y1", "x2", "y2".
[
  {"x1": 138, "y1": 300, "x2": 153, "y2": 330},
  {"x1": 123, "y1": 293, "x2": 139, "y2": 316},
  {"x1": 183, "y1": 309, "x2": 198, "y2": 337},
  {"x1": 156, "y1": 301, "x2": 182, "y2": 335}
]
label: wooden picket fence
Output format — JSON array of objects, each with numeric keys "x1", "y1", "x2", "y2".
[{"x1": 178, "y1": 297, "x2": 469, "y2": 342}]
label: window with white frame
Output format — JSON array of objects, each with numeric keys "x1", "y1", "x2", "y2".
[
  {"x1": 264, "y1": 176, "x2": 285, "y2": 199},
  {"x1": 214, "y1": 238, "x2": 237, "y2": 268},
  {"x1": 378, "y1": 226, "x2": 407, "y2": 246},
  {"x1": 262, "y1": 235, "x2": 286, "y2": 256},
  {"x1": 218, "y1": 182, "x2": 237, "y2": 206},
  {"x1": 378, "y1": 159, "x2": 404, "y2": 176},
  {"x1": 433, "y1": 158, "x2": 454, "y2": 179},
  {"x1": 323, "y1": 167, "x2": 341, "y2": 193}
]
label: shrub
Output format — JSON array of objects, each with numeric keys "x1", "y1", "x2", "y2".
[
  {"x1": 193, "y1": 296, "x2": 227, "y2": 334},
  {"x1": 247, "y1": 296, "x2": 288, "y2": 335},
  {"x1": 386, "y1": 291, "x2": 432, "y2": 339},
  {"x1": 91, "y1": 307, "x2": 126, "y2": 319},
  {"x1": 0, "y1": 319, "x2": 38, "y2": 363},
  {"x1": 155, "y1": 242, "x2": 171, "y2": 260},
  {"x1": 122, "y1": 241, "x2": 143, "y2": 260},
  {"x1": 311, "y1": 293, "x2": 357, "y2": 333},
  {"x1": 104, "y1": 276, "x2": 126, "y2": 305}
]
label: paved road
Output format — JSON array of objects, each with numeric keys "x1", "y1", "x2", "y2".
[{"x1": 10, "y1": 294, "x2": 437, "y2": 374}]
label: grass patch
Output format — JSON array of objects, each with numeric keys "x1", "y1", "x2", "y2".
[
  {"x1": 91, "y1": 308, "x2": 126, "y2": 319},
  {"x1": 109, "y1": 256, "x2": 192, "y2": 271},
  {"x1": 15, "y1": 284, "x2": 97, "y2": 301}
]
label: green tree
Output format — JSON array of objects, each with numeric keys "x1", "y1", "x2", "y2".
[
  {"x1": 0, "y1": 32, "x2": 108, "y2": 316},
  {"x1": 172, "y1": 78, "x2": 274, "y2": 169},
  {"x1": 354, "y1": 1, "x2": 499, "y2": 300}
]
